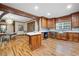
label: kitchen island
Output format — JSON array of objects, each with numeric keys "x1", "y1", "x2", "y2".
[{"x1": 26, "y1": 32, "x2": 42, "y2": 50}]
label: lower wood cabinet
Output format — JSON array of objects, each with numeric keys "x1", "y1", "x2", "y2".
[
  {"x1": 74, "y1": 33, "x2": 79, "y2": 42},
  {"x1": 56, "y1": 33, "x2": 68, "y2": 41},
  {"x1": 61, "y1": 33, "x2": 68, "y2": 41},
  {"x1": 68, "y1": 33, "x2": 73, "y2": 41},
  {"x1": 56, "y1": 33, "x2": 62, "y2": 40},
  {"x1": 27, "y1": 34, "x2": 42, "y2": 50},
  {"x1": 68, "y1": 33, "x2": 79, "y2": 42},
  {"x1": 56, "y1": 32, "x2": 79, "y2": 42}
]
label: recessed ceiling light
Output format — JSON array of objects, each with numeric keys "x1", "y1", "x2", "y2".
[
  {"x1": 34, "y1": 6, "x2": 39, "y2": 10},
  {"x1": 47, "y1": 13, "x2": 51, "y2": 16},
  {"x1": 67, "y1": 4, "x2": 72, "y2": 9}
]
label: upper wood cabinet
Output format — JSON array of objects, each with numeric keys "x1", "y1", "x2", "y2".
[
  {"x1": 41, "y1": 17, "x2": 48, "y2": 28},
  {"x1": 56, "y1": 15, "x2": 71, "y2": 22},
  {"x1": 72, "y1": 12, "x2": 79, "y2": 28},
  {"x1": 48, "y1": 18, "x2": 56, "y2": 29},
  {"x1": 56, "y1": 16, "x2": 72, "y2": 30}
]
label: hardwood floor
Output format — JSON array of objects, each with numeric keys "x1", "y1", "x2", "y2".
[
  {"x1": 0, "y1": 35, "x2": 79, "y2": 56},
  {"x1": 0, "y1": 36, "x2": 32, "y2": 56}
]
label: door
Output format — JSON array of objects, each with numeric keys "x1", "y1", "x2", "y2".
[{"x1": 27, "y1": 21, "x2": 35, "y2": 32}]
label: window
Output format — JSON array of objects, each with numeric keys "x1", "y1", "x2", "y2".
[
  {"x1": 0, "y1": 25, "x2": 7, "y2": 33},
  {"x1": 56, "y1": 21, "x2": 71, "y2": 31}
]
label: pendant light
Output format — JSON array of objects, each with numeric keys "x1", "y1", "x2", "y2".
[{"x1": 6, "y1": 19, "x2": 13, "y2": 24}]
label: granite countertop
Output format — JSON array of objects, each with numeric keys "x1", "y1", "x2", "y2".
[
  {"x1": 39, "y1": 29, "x2": 49, "y2": 32},
  {"x1": 49, "y1": 29, "x2": 79, "y2": 33},
  {"x1": 64, "y1": 31, "x2": 79, "y2": 33},
  {"x1": 38, "y1": 29, "x2": 79, "y2": 33},
  {"x1": 26, "y1": 32, "x2": 41, "y2": 35},
  {"x1": 26, "y1": 29, "x2": 79, "y2": 35}
]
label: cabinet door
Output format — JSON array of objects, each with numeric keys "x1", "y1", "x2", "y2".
[
  {"x1": 68, "y1": 33, "x2": 79, "y2": 42},
  {"x1": 68, "y1": 33, "x2": 74, "y2": 41},
  {"x1": 41, "y1": 17, "x2": 48, "y2": 28},
  {"x1": 73, "y1": 33, "x2": 79, "y2": 42},
  {"x1": 31, "y1": 36, "x2": 37, "y2": 50},
  {"x1": 72, "y1": 13, "x2": 79, "y2": 28},
  {"x1": 56, "y1": 33, "x2": 62, "y2": 40},
  {"x1": 61, "y1": 33, "x2": 68, "y2": 40},
  {"x1": 48, "y1": 19, "x2": 56, "y2": 29},
  {"x1": 37, "y1": 35, "x2": 41, "y2": 48}
]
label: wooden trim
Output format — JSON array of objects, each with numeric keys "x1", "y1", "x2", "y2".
[
  {"x1": 36, "y1": 17, "x2": 40, "y2": 31},
  {"x1": 71, "y1": 11, "x2": 79, "y2": 15},
  {"x1": 13, "y1": 21, "x2": 15, "y2": 32},
  {"x1": 15, "y1": 21, "x2": 26, "y2": 23},
  {"x1": 71, "y1": 15, "x2": 72, "y2": 30},
  {"x1": 0, "y1": 4, "x2": 39, "y2": 20},
  {"x1": 49, "y1": 11, "x2": 79, "y2": 19},
  {"x1": 0, "y1": 12, "x2": 8, "y2": 19}
]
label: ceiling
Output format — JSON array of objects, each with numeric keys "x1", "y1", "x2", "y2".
[
  {"x1": 3, "y1": 3, "x2": 79, "y2": 18},
  {"x1": 0, "y1": 11, "x2": 32, "y2": 22}
]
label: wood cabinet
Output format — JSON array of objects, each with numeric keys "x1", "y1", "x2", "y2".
[
  {"x1": 56, "y1": 15, "x2": 71, "y2": 22},
  {"x1": 68, "y1": 33, "x2": 73, "y2": 41},
  {"x1": 73, "y1": 33, "x2": 79, "y2": 42},
  {"x1": 56, "y1": 32, "x2": 79, "y2": 42},
  {"x1": 61, "y1": 33, "x2": 68, "y2": 40},
  {"x1": 48, "y1": 18, "x2": 56, "y2": 29},
  {"x1": 27, "y1": 34, "x2": 42, "y2": 50},
  {"x1": 68, "y1": 32, "x2": 79, "y2": 42},
  {"x1": 41, "y1": 17, "x2": 48, "y2": 28},
  {"x1": 56, "y1": 32, "x2": 68, "y2": 41},
  {"x1": 72, "y1": 12, "x2": 79, "y2": 28},
  {"x1": 56, "y1": 16, "x2": 72, "y2": 30},
  {"x1": 56, "y1": 33, "x2": 62, "y2": 40}
]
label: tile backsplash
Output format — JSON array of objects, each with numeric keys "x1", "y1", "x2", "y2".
[{"x1": 72, "y1": 28, "x2": 79, "y2": 31}]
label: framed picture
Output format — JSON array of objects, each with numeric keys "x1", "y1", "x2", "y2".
[{"x1": 18, "y1": 25, "x2": 24, "y2": 31}]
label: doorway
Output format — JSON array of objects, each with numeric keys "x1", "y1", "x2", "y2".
[{"x1": 27, "y1": 21, "x2": 35, "y2": 32}]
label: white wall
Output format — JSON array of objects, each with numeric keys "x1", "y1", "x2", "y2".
[
  {"x1": 39, "y1": 18, "x2": 42, "y2": 31},
  {"x1": 6, "y1": 19, "x2": 41, "y2": 34},
  {"x1": 15, "y1": 21, "x2": 27, "y2": 34},
  {"x1": 35, "y1": 20, "x2": 38, "y2": 32},
  {"x1": 6, "y1": 24, "x2": 13, "y2": 33},
  {"x1": 24, "y1": 22, "x2": 27, "y2": 32}
]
